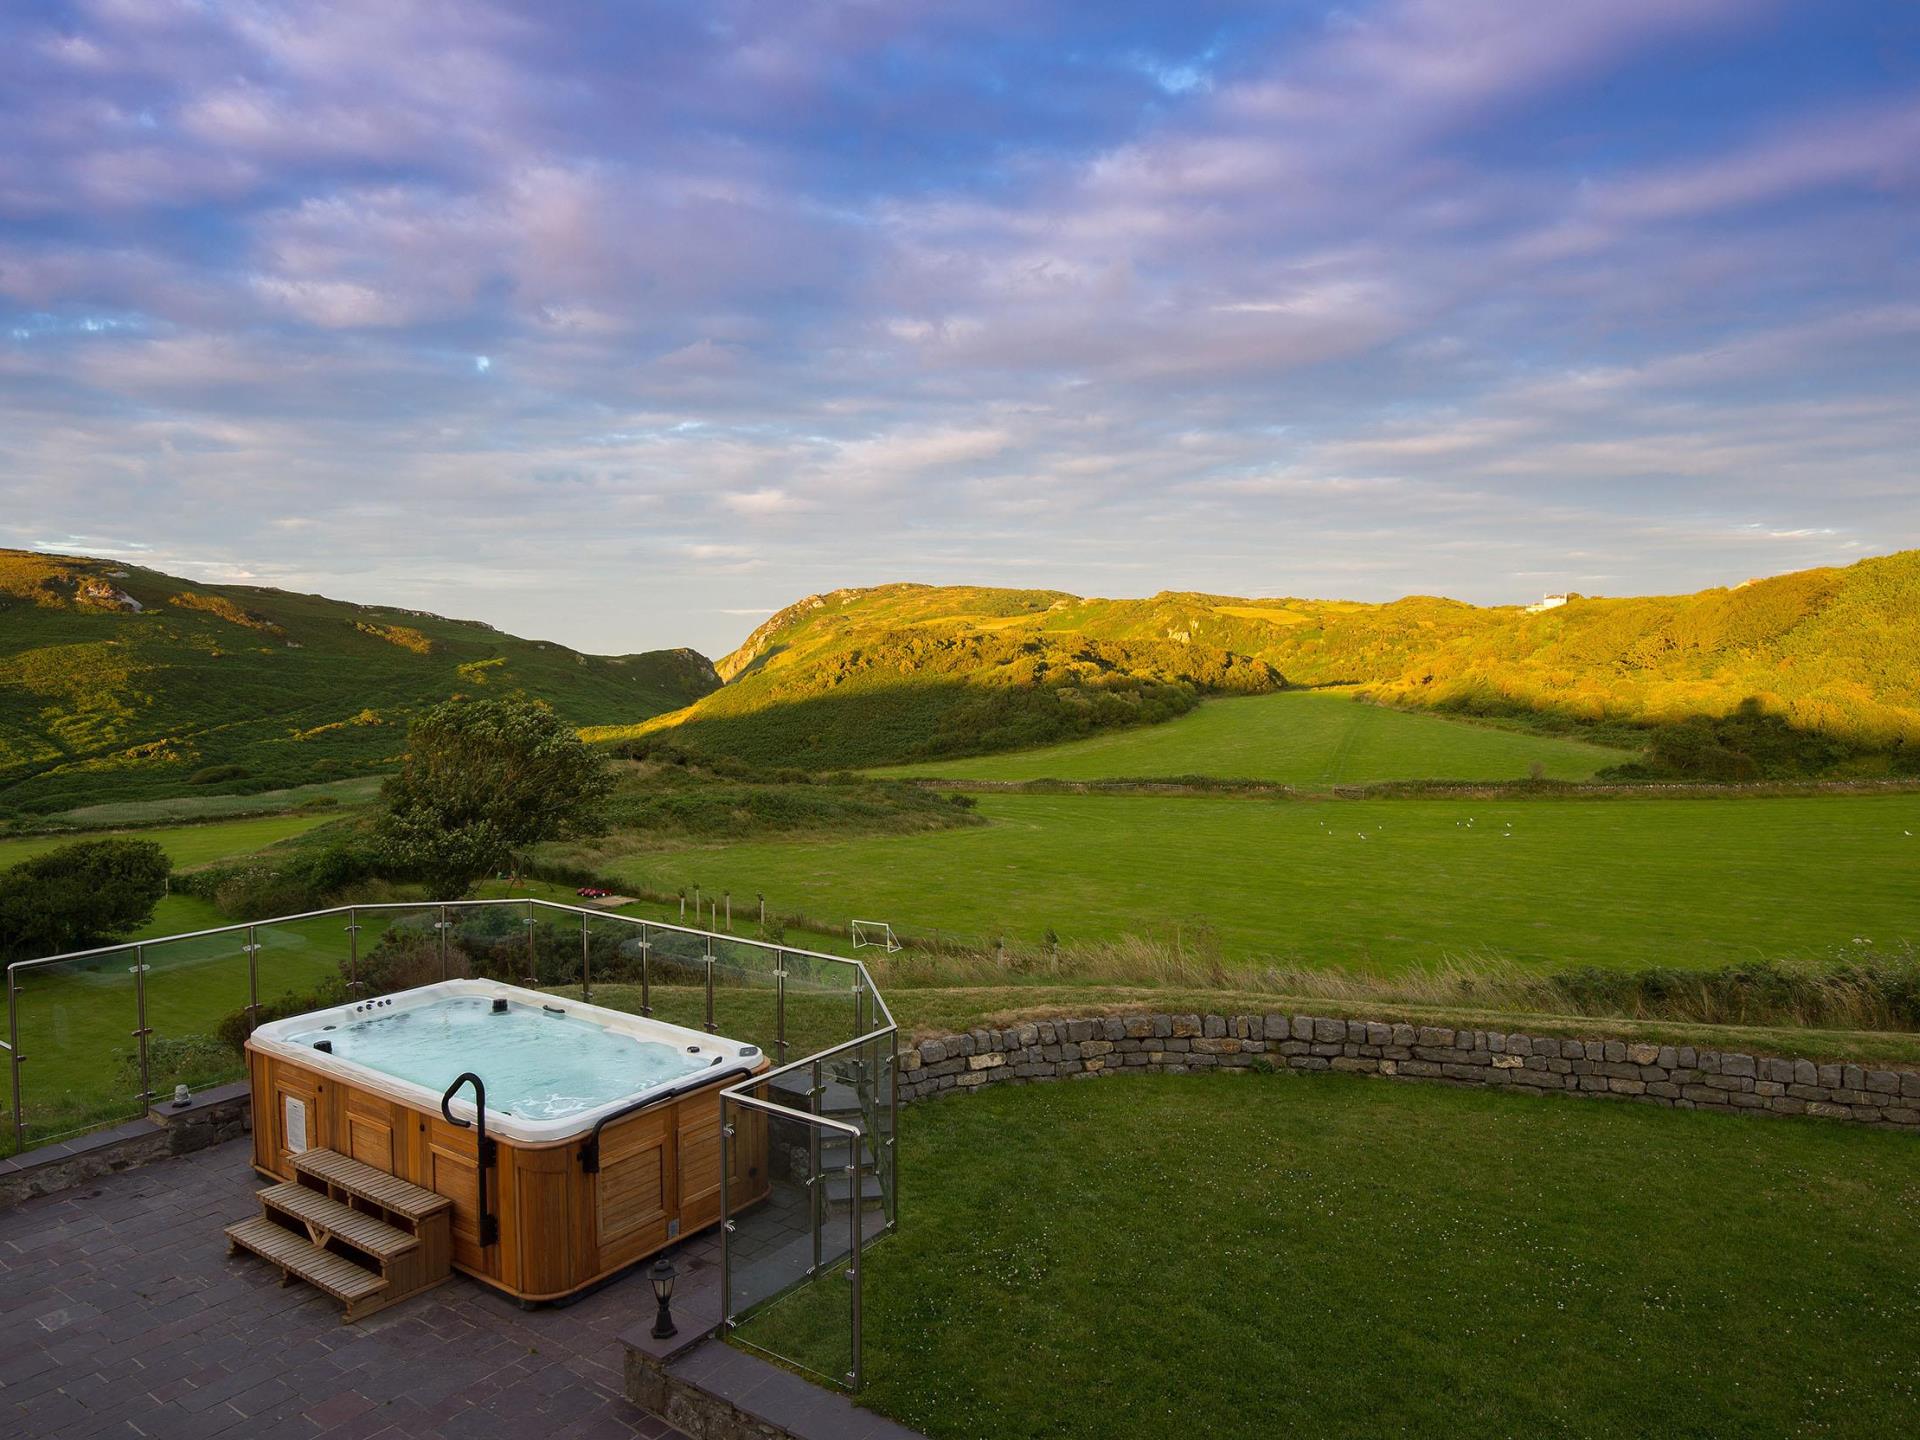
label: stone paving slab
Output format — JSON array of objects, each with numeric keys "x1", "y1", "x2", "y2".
[{"x1": 0, "y1": 1137, "x2": 698, "y2": 1439}]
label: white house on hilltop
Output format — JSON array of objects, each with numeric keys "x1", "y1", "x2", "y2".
[{"x1": 1524, "y1": 593, "x2": 1568, "y2": 613}]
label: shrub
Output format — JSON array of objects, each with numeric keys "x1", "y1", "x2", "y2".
[
  {"x1": 188, "y1": 764, "x2": 251, "y2": 786},
  {"x1": 214, "y1": 984, "x2": 348, "y2": 1055},
  {"x1": 196, "y1": 836, "x2": 380, "y2": 918},
  {"x1": 351, "y1": 925, "x2": 449, "y2": 994},
  {"x1": 0, "y1": 838, "x2": 171, "y2": 962}
]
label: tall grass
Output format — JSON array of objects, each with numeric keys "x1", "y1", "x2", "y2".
[{"x1": 871, "y1": 930, "x2": 1920, "y2": 1035}]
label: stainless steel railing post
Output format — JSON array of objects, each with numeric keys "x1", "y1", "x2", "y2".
[
  {"x1": 640, "y1": 925, "x2": 652, "y2": 1016},
  {"x1": 848, "y1": 1143, "x2": 862, "y2": 1392},
  {"x1": 852, "y1": 977, "x2": 869, "y2": 1108},
  {"x1": 705, "y1": 930, "x2": 716, "y2": 1033},
  {"x1": 245, "y1": 925, "x2": 260, "y2": 1030},
  {"x1": 133, "y1": 944, "x2": 152, "y2": 1106},
  {"x1": 809, "y1": 1059, "x2": 823, "y2": 1278},
  {"x1": 775, "y1": 951, "x2": 788, "y2": 1066},
  {"x1": 719, "y1": 1104, "x2": 734, "y2": 1326},
  {"x1": 887, "y1": 1029, "x2": 899, "y2": 1231},
  {"x1": 347, "y1": 905, "x2": 360, "y2": 991},
  {"x1": 438, "y1": 903, "x2": 450, "y2": 981},
  {"x1": 6, "y1": 966, "x2": 21, "y2": 1154},
  {"x1": 580, "y1": 912, "x2": 591, "y2": 1001}
]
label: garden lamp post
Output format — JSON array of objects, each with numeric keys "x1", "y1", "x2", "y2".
[{"x1": 650, "y1": 1258, "x2": 678, "y2": 1339}]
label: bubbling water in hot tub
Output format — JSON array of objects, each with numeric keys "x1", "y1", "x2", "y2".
[{"x1": 286, "y1": 996, "x2": 714, "y2": 1120}]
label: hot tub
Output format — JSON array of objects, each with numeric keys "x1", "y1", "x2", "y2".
[{"x1": 245, "y1": 979, "x2": 771, "y2": 1302}]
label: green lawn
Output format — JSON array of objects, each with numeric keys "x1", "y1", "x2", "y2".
[
  {"x1": 576, "y1": 791, "x2": 1920, "y2": 970},
  {"x1": 805, "y1": 1073, "x2": 1920, "y2": 1438},
  {"x1": 0, "y1": 811, "x2": 340, "y2": 872},
  {"x1": 875, "y1": 690, "x2": 1634, "y2": 784}
]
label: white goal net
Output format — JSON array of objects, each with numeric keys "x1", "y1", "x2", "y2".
[{"x1": 850, "y1": 919, "x2": 902, "y2": 953}]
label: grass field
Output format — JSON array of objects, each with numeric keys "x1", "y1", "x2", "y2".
[
  {"x1": 783, "y1": 1072, "x2": 1920, "y2": 1438},
  {"x1": 877, "y1": 689, "x2": 1634, "y2": 783},
  {"x1": 569, "y1": 791, "x2": 1920, "y2": 970},
  {"x1": 0, "y1": 811, "x2": 340, "y2": 872}
]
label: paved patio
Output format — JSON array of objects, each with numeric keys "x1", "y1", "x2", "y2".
[{"x1": 0, "y1": 1137, "x2": 696, "y2": 1439}]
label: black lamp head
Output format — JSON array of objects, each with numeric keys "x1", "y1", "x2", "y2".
[{"x1": 649, "y1": 1257, "x2": 679, "y2": 1339}]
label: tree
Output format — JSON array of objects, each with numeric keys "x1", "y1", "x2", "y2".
[
  {"x1": 377, "y1": 696, "x2": 612, "y2": 898},
  {"x1": 0, "y1": 838, "x2": 172, "y2": 962}
]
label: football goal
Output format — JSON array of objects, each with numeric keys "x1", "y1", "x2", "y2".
[{"x1": 850, "y1": 919, "x2": 902, "y2": 953}]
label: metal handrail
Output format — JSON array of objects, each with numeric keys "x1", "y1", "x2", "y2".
[
  {"x1": 578, "y1": 1057, "x2": 764, "y2": 1171},
  {"x1": 439, "y1": 1071, "x2": 499, "y2": 1248},
  {"x1": 4, "y1": 897, "x2": 880, "y2": 978}
]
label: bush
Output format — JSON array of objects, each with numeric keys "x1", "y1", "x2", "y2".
[
  {"x1": 0, "y1": 838, "x2": 171, "y2": 962},
  {"x1": 353, "y1": 908, "x2": 638, "y2": 990},
  {"x1": 190, "y1": 836, "x2": 382, "y2": 918},
  {"x1": 350, "y1": 924, "x2": 448, "y2": 994},
  {"x1": 214, "y1": 984, "x2": 347, "y2": 1055},
  {"x1": 188, "y1": 764, "x2": 250, "y2": 786}
]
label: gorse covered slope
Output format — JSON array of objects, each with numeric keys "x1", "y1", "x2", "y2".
[
  {"x1": 614, "y1": 552, "x2": 1920, "y2": 773},
  {"x1": 595, "y1": 584, "x2": 1286, "y2": 769},
  {"x1": 0, "y1": 550, "x2": 718, "y2": 812}
]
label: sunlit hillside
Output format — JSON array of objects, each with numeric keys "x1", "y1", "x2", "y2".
[
  {"x1": 0, "y1": 550, "x2": 719, "y2": 812},
  {"x1": 610, "y1": 551, "x2": 1920, "y2": 772}
]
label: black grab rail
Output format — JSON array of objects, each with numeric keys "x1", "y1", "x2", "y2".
[
  {"x1": 440, "y1": 1072, "x2": 500, "y2": 1248},
  {"x1": 579, "y1": 1059, "x2": 759, "y2": 1173}
]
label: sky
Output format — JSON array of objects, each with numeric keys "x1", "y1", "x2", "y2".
[{"x1": 2, "y1": 1, "x2": 1917, "y2": 659}]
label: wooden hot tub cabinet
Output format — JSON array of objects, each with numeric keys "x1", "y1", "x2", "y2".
[{"x1": 246, "y1": 1045, "x2": 770, "y2": 1303}]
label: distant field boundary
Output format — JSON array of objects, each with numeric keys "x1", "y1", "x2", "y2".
[
  {"x1": 895, "y1": 775, "x2": 1920, "y2": 802},
  {"x1": 0, "y1": 801, "x2": 352, "y2": 843}
]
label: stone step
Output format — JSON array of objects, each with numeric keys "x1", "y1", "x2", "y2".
[{"x1": 821, "y1": 1171, "x2": 885, "y2": 1207}]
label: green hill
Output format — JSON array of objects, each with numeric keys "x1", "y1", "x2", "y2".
[
  {"x1": 0, "y1": 550, "x2": 719, "y2": 813},
  {"x1": 611, "y1": 551, "x2": 1920, "y2": 773}
]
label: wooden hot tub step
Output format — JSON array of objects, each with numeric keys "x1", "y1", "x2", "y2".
[
  {"x1": 259, "y1": 1183, "x2": 419, "y2": 1261},
  {"x1": 292, "y1": 1148, "x2": 452, "y2": 1222},
  {"x1": 225, "y1": 1215, "x2": 390, "y2": 1321}
]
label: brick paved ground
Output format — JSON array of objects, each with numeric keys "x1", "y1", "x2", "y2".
[{"x1": 0, "y1": 1137, "x2": 699, "y2": 1439}]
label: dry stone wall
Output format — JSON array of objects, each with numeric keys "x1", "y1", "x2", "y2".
[{"x1": 897, "y1": 1013, "x2": 1920, "y2": 1131}]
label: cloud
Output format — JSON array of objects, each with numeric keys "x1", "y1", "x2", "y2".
[{"x1": 0, "y1": 0, "x2": 1914, "y2": 656}]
